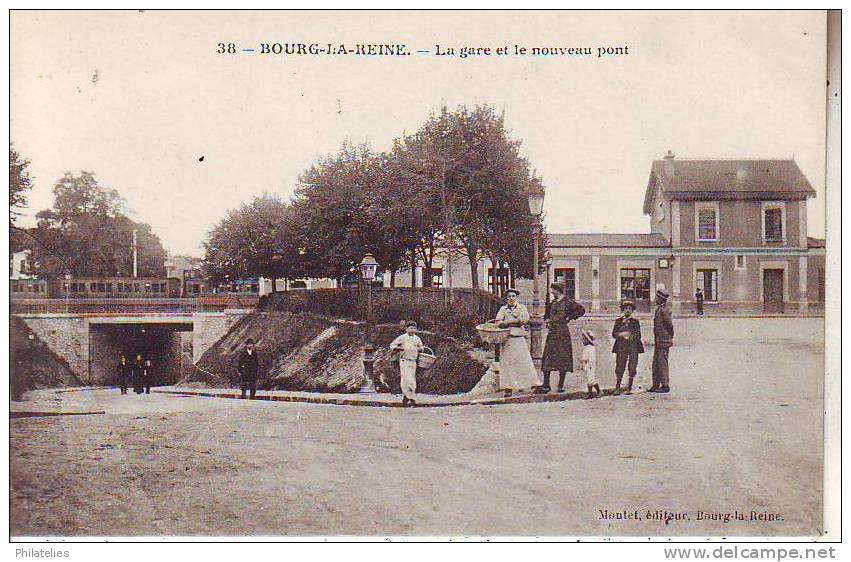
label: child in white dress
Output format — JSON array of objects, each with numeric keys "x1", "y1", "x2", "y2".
[{"x1": 580, "y1": 329, "x2": 601, "y2": 399}]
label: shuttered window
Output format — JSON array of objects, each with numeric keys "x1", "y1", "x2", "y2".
[
  {"x1": 764, "y1": 208, "x2": 783, "y2": 240},
  {"x1": 698, "y1": 208, "x2": 718, "y2": 241}
]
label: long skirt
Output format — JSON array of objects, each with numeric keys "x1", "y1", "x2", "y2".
[
  {"x1": 399, "y1": 358, "x2": 417, "y2": 399},
  {"x1": 541, "y1": 325, "x2": 575, "y2": 374},
  {"x1": 498, "y1": 335, "x2": 541, "y2": 391}
]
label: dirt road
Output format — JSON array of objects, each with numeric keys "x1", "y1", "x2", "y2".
[{"x1": 10, "y1": 318, "x2": 824, "y2": 537}]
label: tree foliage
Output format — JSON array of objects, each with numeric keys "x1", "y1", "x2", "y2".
[
  {"x1": 22, "y1": 172, "x2": 167, "y2": 278},
  {"x1": 203, "y1": 193, "x2": 303, "y2": 290},
  {"x1": 204, "y1": 104, "x2": 545, "y2": 292}
]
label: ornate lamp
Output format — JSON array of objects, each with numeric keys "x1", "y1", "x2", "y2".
[{"x1": 359, "y1": 253, "x2": 380, "y2": 393}]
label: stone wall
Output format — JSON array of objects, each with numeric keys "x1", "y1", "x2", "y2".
[
  {"x1": 20, "y1": 317, "x2": 90, "y2": 382},
  {"x1": 192, "y1": 312, "x2": 244, "y2": 361}
]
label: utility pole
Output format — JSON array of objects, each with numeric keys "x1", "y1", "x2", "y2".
[{"x1": 132, "y1": 229, "x2": 138, "y2": 278}]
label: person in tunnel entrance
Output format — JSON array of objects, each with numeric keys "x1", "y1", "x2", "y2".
[
  {"x1": 143, "y1": 358, "x2": 153, "y2": 394},
  {"x1": 237, "y1": 339, "x2": 260, "y2": 399},
  {"x1": 117, "y1": 355, "x2": 130, "y2": 395},
  {"x1": 132, "y1": 353, "x2": 145, "y2": 394}
]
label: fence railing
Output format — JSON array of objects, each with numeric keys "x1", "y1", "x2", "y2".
[{"x1": 10, "y1": 296, "x2": 260, "y2": 315}]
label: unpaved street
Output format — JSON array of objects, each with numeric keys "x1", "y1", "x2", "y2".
[{"x1": 10, "y1": 318, "x2": 824, "y2": 537}]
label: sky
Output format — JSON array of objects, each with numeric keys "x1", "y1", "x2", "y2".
[{"x1": 11, "y1": 10, "x2": 827, "y2": 256}]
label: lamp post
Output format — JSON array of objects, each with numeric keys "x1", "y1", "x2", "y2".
[
  {"x1": 359, "y1": 253, "x2": 379, "y2": 393},
  {"x1": 544, "y1": 248, "x2": 553, "y2": 311},
  {"x1": 525, "y1": 181, "x2": 546, "y2": 376},
  {"x1": 24, "y1": 333, "x2": 35, "y2": 399}
]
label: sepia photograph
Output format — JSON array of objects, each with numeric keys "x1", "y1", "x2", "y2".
[{"x1": 6, "y1": 8, "x2": 840, "y2": 545}]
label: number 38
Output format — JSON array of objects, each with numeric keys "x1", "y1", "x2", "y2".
[{"x1": 217, "y1": 43, "x2": 236, "y2": 54}]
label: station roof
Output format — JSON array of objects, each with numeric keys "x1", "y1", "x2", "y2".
[{"x1": 547, "y1": 233, "x2": 670, "y2": 248}]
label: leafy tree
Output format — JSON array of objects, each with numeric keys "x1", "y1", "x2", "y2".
[
  {"x1": 10, "y1": 145, "x2": 33, "y2": 252},
  {"x1": 10, "y1": 144, "x2": 32, "y2": 222},
  {"x1": 23, "y1": 172, "x2": 166, "y2": 278},
  {"x1": 203, "y1": 193, "x2": 301, "y2": 292},
  {"x1": 293, "y1": 142, "x2": 385, "y2": 285},
  {"x1": 397, "y1": 104, "x2": 542, "y2": 289}
]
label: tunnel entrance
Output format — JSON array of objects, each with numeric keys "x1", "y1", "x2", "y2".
[{"x1": 89, "y1": 322, "x2": 193, "y2": 387}]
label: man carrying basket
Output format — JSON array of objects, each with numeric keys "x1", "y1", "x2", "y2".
[{"x1": 390, "y1": 321, "x2": 424, "y2": 407}]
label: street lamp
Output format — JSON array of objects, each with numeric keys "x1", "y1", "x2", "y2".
[
  {"x1": 26, "y1": 333, "x2": 35, "y2": 399},
  {"x1": 525, "y1": 181, "x2": 546, "y2": 377},
  {"x1": 359, "y1": 253, "x2": 379, "y2": 393},
  {"x1": 544, "y1": 248, "x2": 553, "y2": 311}
]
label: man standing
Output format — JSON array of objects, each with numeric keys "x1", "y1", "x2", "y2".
[
  {"x1": 117, "y1": 354, "x2": 131, "y2": 395},
  {"x1": 237, "y1": 338, "x2": 260, "y2": 399},
  {"x1": 143, "y1": 358, "x2": 153, "y2": 395},
  {"x1": 695, "y1": 288, "x2": 704, "y2": 315},
  {"x1": 132, "y1": 353, "x2": 145, "y2": 394},
  {"x1": 650, "y1": 290, "x2": 674, "y2": 393}
]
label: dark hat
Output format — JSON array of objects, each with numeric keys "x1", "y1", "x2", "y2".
[
  {"x1": 580, "y1": 329, "x2": 595, "y2": 343},
  {"x1": 506, "y1": 288, "x2": 521, "y2": 296},
  {"x1": 620, "y1": 299, "x2": 635, "y2": 310},
  {"x1": 246, "y1": 338, "x2": 255, "y2": 345},
  {"x1": 655, "y1": 289, "x2": 670, "y2": 300},
  {"x1": 405, "y1": 320, "x2": 418, "y2": 328}
]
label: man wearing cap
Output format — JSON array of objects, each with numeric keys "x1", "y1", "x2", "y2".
[
  {"x1": 237, "y1": 338, "x2": 260, "y2": 399},
  {"x1": 611, "y1": 299, "x2": 644, "y2": 394},
  {"x1": 650, "y1": 290, "x2": 674, "y2": 393},
  {"x1": 390, "y1": 321, "x2": 424, "y2": 407}
]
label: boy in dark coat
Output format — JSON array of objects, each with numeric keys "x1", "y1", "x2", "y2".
[
  {"x1": 237, "y1": 338, "x2": 260, "y2": 399},
  {"x1": 695, "y1": 288, "x2": 704, "y2": 315},
  {"x1": 611, "y1": 300, "x2": 644, "y2": 395}
]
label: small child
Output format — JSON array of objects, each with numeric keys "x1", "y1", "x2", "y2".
[
  {"x1": 390, "y1": 321, "x2": 424, "y2": 407},
  {"x1": 579, "y1": 329, "x2": 601, "y2": 399}
]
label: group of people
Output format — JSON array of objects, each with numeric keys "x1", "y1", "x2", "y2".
[
  {"x1": 116, "y1": 353, "x2": 154, "y2": 395},
  {"x1": 186, "y1": 285, "x2": 676, "y2": 405},
  {"x1": 492, "y1": 282, "x2": 674, "y2": 398}
]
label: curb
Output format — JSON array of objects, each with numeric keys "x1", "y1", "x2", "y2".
[
  {"x1": 11, "y1": 411, "x2": 106, "y2": 419},
  {"x1": 152, "y1": 387, "x2": 634, "y2": 408}
]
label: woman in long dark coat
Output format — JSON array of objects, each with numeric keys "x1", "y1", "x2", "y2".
[{"x1": 539, "y1": 282, "x2": 586, "y2": 393}]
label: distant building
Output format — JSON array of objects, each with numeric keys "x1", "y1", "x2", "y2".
[
  {"x1": 383, "y1": 152, "x2": 826, "y2": 315},
  {"x1": 164, "y1": 254, "x2": 208, "y2": 296},
  {"x1": 10, "y1": 250, "x2": 34, "y2": 280}
]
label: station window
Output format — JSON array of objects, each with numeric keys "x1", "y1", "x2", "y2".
[
  {"x1": 553, "y1": 268, "x2": 577, "y2": 300},
  {"x1": 696, "y1": 203, "x2": 719, "y2": 242}
]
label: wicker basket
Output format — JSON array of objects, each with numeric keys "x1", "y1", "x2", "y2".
[
  {"x1": 417, "y1": 346, "x2": 437, "y2": 369},
  {"x1": 476, "y1": 322, "x2": 510, "y2": 344}
]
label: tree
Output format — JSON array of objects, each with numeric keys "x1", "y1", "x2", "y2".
[
  {"x1": 10, "y1": 145, "x2": 33, "y2": 252},
  {"x1": 203, "y1": 193, "x2": 301, "y2": 292},
  {"x1": 398, "y1": 104, "x2": 542, "y2": 289},
  {"x1": 293, "y1": 142, "x2": 388, "y2": 285},
  {"x1": 23, "y1": 172, "x2": 167, "y2": 278}
]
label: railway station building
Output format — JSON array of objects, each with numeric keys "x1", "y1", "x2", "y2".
[{"x1": 386, "y1": 153, "x2": 826, "y2": 315}]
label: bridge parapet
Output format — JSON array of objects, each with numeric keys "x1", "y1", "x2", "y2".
[{"x1": 11, "y1": 296, "x2": 258, "y2": 316}]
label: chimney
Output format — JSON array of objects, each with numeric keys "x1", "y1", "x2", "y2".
[{"x1": 663, "y1": 149, "x2": 675, "y2": 178}]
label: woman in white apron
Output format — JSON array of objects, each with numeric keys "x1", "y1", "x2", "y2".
[{"x1": 495, "y1": 288, "x2": 541, "y2": 397}]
